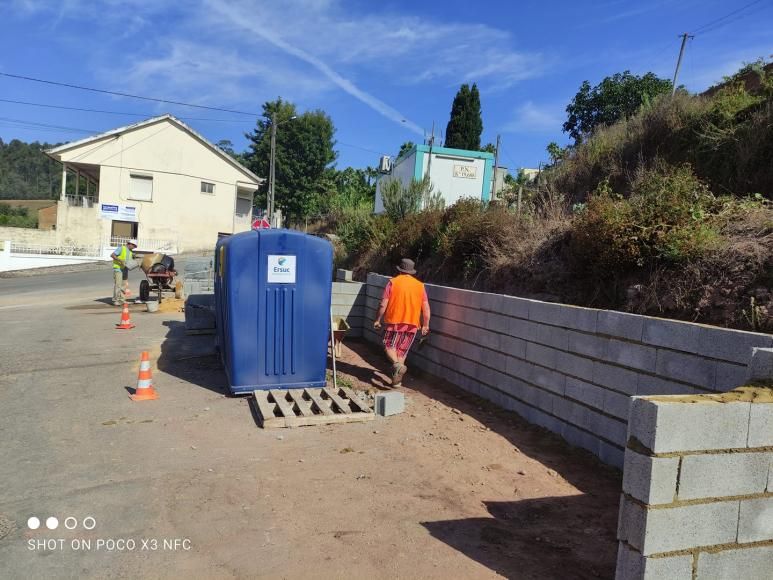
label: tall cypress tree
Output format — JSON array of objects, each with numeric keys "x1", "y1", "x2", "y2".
[{"x1": 444, "y1": 83, "x2": 483, "y2": 150}]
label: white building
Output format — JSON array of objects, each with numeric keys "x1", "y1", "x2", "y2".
[
  {"x1": 46, "y1": 114, "x2": 261, "y2": 254},
  {"x1": 374, "y1": 144, "x2": 499, "y2": 213}
]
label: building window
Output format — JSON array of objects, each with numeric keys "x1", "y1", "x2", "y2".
[
  {"x1": 129, "y1": 174, "x2": 153, "y2": 201},
  {"x1": 111, "y1": 220, "x2": 138, "y2": 244},
  {"x1": 201, "y1": 181, "x2": 215, "y2": 195}
]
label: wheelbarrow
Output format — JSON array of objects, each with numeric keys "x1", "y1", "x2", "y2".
[
  {"x1": 331, "y1": 317, "x2": 351, "y2": 357},
  {"x1": 138, "y1": 254, "x2": 182, "y2": 303}
]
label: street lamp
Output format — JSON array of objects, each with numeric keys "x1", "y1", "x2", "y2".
[{"x1": 267, "y1": 113, "x2": 297, "y2": 227}]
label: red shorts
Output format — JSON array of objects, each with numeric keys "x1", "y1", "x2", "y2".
[{"x1": 382, "y1": 328, "x2": 418, "y2": 360}]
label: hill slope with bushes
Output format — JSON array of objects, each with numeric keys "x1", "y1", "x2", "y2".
[{"x1": 335, "y1": 66, "x2": 773, "y2": 331}]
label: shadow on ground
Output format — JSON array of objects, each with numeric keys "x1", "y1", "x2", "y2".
[
  {"x1": 156, "y1": 320, "x2": 228, "y2": 396},
  {"x1": 341, "y1": 339, "x2": 622, "y2": 579}
]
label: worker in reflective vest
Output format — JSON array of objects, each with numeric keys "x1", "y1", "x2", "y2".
[
  {"x1": 110, "y1": 239, "x2": 137, "y2": 306},
  {"x1": 373, "y1": 258, "x2": 431, "y2": 387}
]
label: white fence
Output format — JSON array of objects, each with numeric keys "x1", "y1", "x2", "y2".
[{"x1": 1, "y1": 237, "x2": 179, "y2": 272}]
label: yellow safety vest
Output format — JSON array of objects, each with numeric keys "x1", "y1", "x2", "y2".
[{"x1": 112, "y1": 246, "x2": 132, "y2": 270}]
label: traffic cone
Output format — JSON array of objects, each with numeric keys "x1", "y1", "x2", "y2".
[
  {"x1": 130, "y1": 351, "x2": 159, "y2": 401},
  {"x1": 116, "y1": 303, "x2": 135, "y2": 330}
]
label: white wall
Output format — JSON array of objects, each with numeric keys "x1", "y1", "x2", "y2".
[
  {"x1": 374, "y1": 151, "x2": 416, "y2": 213},
  {"x1": 56, "y1": 119, "x2": 258, "y2": 252},
  {"x1": 423, "y1": 153, "x2": 486, "y2": 206}
]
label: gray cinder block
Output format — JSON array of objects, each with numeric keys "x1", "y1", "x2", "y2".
[
  {"x1": 375, "y1": 392, "x2": 405, "y2": 416},
  {"x1": 678, "y1": 453, "x2": 771, "y2": 500},
  {"x1": 696, "y1": 546, "x2": 773, "y2": 580},
  {"x1": 748, "y1": 347, "x2": 773, "y2": 381},
  {"x1": 622, "y1": 450, "x2": 679, "y2": 505},
  {"x1": 335, "y1": 269, "x2": 353, "y2": 282},
  {"x1": 618, "y1": 495, "x2": 740, "y2": 555},
  {"x1": 748, "y1": 403, "x2": 773, "y2": 447},
  {"x1": 628, "y1": 397, "x2": 751, "y2": 453},
  {"x1": 615, "y1": 542, "x2": 693, "y2": 580},
  {"x1": 737, "y1": 497, "x2": 773, "y2": 543}
]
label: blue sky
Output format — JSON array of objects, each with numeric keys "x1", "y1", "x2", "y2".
[{"x1": 0, "y1": 0, "x2": 771, "y2": 174}]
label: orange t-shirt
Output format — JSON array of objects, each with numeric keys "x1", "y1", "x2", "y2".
[{"x1": 383, "y1": 275, "x2": 427, "y2": 328}]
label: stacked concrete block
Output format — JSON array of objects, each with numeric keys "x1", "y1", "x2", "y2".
[
  {"x1": 361, "y1": 273, "x2": 772, "y2": 470},
  {"x1": 616, "y1": 391, "x2": 773, "y2": 579},
  {"x1": 331, "y1": 281, "x2": 366, "y2": 337}
]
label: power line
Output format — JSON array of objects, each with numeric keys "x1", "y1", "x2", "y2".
[
  {"x1": 0, "y1": 116, "x2": 97, "y2": 134},
  {"x1": 0, "y1": 98, "x2": 248, "y2": 123},
  {"x1": 693, "y1": 0, "x2": 767, "y2": 35},
  {"x1": 0, "y1": 72, "x2": 261, "y2": 116}
]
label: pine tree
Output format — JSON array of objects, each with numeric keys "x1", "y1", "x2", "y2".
[{"x1": 444, "y1": 83, "x2": 483, "y2": 150}]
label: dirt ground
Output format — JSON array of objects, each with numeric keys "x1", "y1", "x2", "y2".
[{"x1": 0, "y1": 270, "x2": 622, "y2": 579}]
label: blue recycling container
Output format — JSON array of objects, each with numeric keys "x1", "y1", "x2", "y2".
[{"x1": 214, "y1": 229, "x2": 333, "y2": 394}]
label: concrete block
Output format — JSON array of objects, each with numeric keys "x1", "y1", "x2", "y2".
[
  {"x1": 561, "y1": 422, "x2": 598, "y2": 453},
  {"x1": 568, "y1": 331, "x2": 610, "y2": 359},
  {"x1": 642, "y1": 317, "x2": 700, "y2": 352},
  {"x1": 697, "y1": 327, "x2": 773, "y2": 365},
  {"x1": 622, "y1": 451, "x2": 679, "y2": 505},
  {"x1": 604, "y1": 390, "x2": 632, "y2": 420},
  {"x1": 598, "y1": 311, "x2": 645, "y2": 341},
  {"x1": 678, "y1": 452, "x2": 770, "y2": 500},
  {"x1": 526, "y1": 342, "x2": 559, "y2": 368},
  {"x1": 618, "y1": 495, "x2": 740, "y2": 555},
  {"x1": 375, "y1": 392, "x2": 405, "y2": 416},
  {"x1": 656, "y1": 350, "x2": 716, "y2": 390},
  {"x1": 506, "y1": 318, "x2": 540, "y2": 342},
  {"x1": 526, "y1": 300, "x2": 566, "y2": 325},
  {"x1": 607, "y1": 340, "x2": 657, "y2": 372},
  {"x1": 592, "y1": 413, "x2": 628, "y2": 446},
  {"x1": 615, "y1": 543, "x2": 693, "y2": 580},
  {"x1": 475, "y1": 327, "x2": 502, "y2": 351},
  {"x1": 535, "y1": 323, "x2": 569, "y2": 350},
  {"x1": 636, "y1": 376, "x2": 697, "y2": 397},
  {"x1": 749, "y1": 404, "x2": 773, "y2": 447},
  {"x1": 598, "y1": 442, "x2": 625, "y2": 469},
  {"x1": 484, "y1": 311, "x2": 511, "y2": 336},
  {"x1": 696, "y1": 545, "x2": 773, "y2": 580},
  {"x1": 184, "y1": 294, "x2": 216, "y2": 331},
  {"x1": 565, "y1": 306, "x2": 599, "y2": 333},
  {"x1": 628, "y1": 397, "x2": 751, "y2": 453},
  {"x1": 565, "y1": 377, "x2": 606, "y2": 409},
  {"x1": 479, "y1": 292, "x2": 504, "y2": 313},
  {"x1": 500, "y1": 295, "x2": 532, "y2": 319},
  {"x1": 748, "y1": 347, "x2": 773, "y2": 381},
  {"x1": 335, "y1": 269, "x2": 354, "y2": 282},
  {"x1": 739, "y1": 496, "x2": 773, "y2": 543},
  {"x1": 593, "y1": 362, "x2": 640, "y2": 395},
  {"x1": 555, "y1": 351, "x2": 596, "y2": 381},
  {"x1": 714, "y1": 361, "x2": 744, "y2": 390},
  {"x1": 500, "y1": 335, "x2": 526, "y2": 359},
  {"x1": 505, "y1": 356, "x2": 533, "y2": 381},
  {"x1": 529, "y1": 365, "x2": 566, "y2": 395}
]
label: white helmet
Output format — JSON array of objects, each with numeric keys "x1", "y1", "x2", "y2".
[{"x1": 127, "y1": 239, "x2": 138, "y2": 247}]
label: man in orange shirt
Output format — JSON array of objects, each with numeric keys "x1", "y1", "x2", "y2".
[{"x1": 373, "y1": 258, "x2": 431, "y2": 387}]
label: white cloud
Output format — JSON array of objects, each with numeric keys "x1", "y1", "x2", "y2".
[
  {"x1": 10, "y1": 0, "x2": 549, "y2": 132},
  {"x1": 502, "y1": 101, "x2": 563, "y2": 134}
]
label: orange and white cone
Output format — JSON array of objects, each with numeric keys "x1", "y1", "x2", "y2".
[
  {"x1": 116, "y1": 303, "x2": 135, "y2": 330},
  {"x1": 130, "y1": 351, "x2": 159, "y2": 401}
]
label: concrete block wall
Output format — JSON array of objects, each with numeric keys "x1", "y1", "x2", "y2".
[
  {"x1": 361, "y1": 273, "x2": 773, "y2": 468},
  {"x1": 331, "y1": 281, "x2": 366, "y2": 338},
  {"x1": 0, "y1": 226, "x2": 57, "y2": 245},
  {"x1": 616, "y1": 390, "x2": 773, "y2": 579}
]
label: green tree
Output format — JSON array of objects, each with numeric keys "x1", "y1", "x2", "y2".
[
  {"x1": 444, "y1": 83, "x2": 483, "y2": 150},
  {"x1": 245, "y1": 98, "x2": 337, "y2": 221},
  {"x1": 0, "y1": 138, "x2": 62, "y2": 200},
  {"x1": 563, "y1": 71, "x2": 672, "y2": 142},
  {"x1": 481, "y1": 143, "x2": 496, "y2": 154},
  {"x1": 546, "y1": 141, "x2": 564, "y2": 164},
  {"x1": 397, "y1": 141, "x2": 415, "y2": 158}
]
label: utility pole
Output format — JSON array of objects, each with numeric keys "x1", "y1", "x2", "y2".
[
  {"x1": 425, "y1": 121, "x2": 435, "y2": 180},
  {"x1": 492, "y1": 134, "x2": 500, "y2": 201},
  {"x1": 671, "y1": 33, "x2": 693, "y2": 95},
  {"x1": 268, "y1": 111, "x2": 277, "y2": 225}
]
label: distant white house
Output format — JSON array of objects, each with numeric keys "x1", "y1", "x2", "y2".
[
  {"x1": 374, "y1": 144, "x2": 504, "y2": 213},
  {"x1": 45, "y1": 114, "x2": 262, "y2": 253}
]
